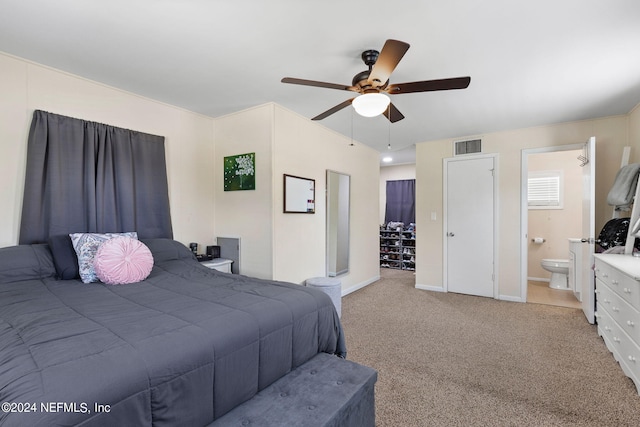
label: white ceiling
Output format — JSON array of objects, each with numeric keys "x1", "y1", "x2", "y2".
[{"x1": 2, "y1": 0, "x2": 640, "y2": 165}]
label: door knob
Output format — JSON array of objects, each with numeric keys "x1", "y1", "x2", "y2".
[
  {"x1": 580, "y1": 237, "x2": 600, "y2": 244},
  {"x1": 448, "y1": 232, "x2": 455, "y2": 237}
]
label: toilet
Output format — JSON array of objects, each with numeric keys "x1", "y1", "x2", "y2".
[{"x1": 540, "y1": 259, "x2": 570, "y2": 290}]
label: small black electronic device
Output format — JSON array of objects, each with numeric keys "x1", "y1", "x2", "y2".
[
  {"x1": 189, "y1": 242, "x2": 198, "y2": 254},
  {"x1": 206, "y1": 245, "x2": 221, "y2": 258}
]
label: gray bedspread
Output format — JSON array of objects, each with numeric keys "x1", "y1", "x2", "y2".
[{"x1": 0, "y1": 239, "x2": 345, "y2": 426}]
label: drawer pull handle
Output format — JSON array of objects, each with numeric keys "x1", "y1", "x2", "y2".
[
  {"x1": 614, "y1": 337, "x2": 621, "y2": 343},
  {"x1": 611, "y1": 280, "x2": 618, "y2": 285},
  {"x1": 602, "y1": 273, "x2": 608, "y2": 278},
  {"x1": 605, "y1": 326, "x2": 612, "y2": 331},
  {"x1": 613, "y1": 306, "x2": 620, "y2": 312},
  {"x1": 604, "y1": 299, "x2": 610, "y2": 304},
  {"x1": 628, "y1": 356, "x2": 637, "y2": 363},
  {"x1": 627, "y1": 321, "x2": 635, "y2": 327},
  {"x1": 623, "y1": 287, "x2": 632, "y2": 294}
]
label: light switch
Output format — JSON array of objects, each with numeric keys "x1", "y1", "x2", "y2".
[{"x1": 431, "y1": 211, "x2": 437, "y2": 221}]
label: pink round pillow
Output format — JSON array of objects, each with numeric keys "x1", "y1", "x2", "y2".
[{"x1": 94, "y1": 236, "x2": 153, "y2": 285}]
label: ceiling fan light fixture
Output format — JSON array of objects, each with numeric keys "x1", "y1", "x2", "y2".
[{"x1": 352, "y1": 93, "x2": 390, "y2": 117}]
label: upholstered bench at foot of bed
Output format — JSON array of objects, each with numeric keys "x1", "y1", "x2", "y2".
[{"x1": 209, "y1": 353, "x2": 377, "y2": 427}]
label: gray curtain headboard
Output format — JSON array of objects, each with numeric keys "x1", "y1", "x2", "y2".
[{"x1": 19, "y1": 110, "x2": 173, "y2": 244}]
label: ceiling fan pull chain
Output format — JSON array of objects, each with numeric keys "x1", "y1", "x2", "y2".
[{"x1": 387, "y1": 103, "x2": 392, "y2": 150}]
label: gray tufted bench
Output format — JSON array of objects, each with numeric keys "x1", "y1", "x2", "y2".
[{"x1": 210, "y1": 353, "x2": 377, "y2": 427}]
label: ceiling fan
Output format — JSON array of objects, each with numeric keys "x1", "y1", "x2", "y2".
[{"x1": 281, "y1": 39, "x2": 471, "y2": 123}]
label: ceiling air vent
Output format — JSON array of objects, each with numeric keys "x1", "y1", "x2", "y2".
[{"x1": 454, "y1": 139, "x2": 482, "y2": 156}]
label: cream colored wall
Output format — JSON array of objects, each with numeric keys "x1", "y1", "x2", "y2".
[
  {"x1": 4, "y1": 50, "x2": 636, "y2": 299},
  {"x1": 212, "y1": 104, "x2": 380, "y2": 291},
  {"x1": 630, "y1": 104, "x2": 640, "y2": 155},
  {"x1": 0, "y1": 52, "x2": 215, "y2": 249},
  {"x1": 527, "y1": 150, "x2": 583, "y2": 280},
  {"x1": 416, "y1": 115, "x2": 631, "y2": 300},
  {"x1": 273, "y1": 105, "x2": 380, "y2": 293},
  {"x1": 212, "y1": 105, "x2": 275, "y2": 280},
  {"x1": 379, "y1": 164, "x2": 416, "y2": 224},
  {"x1": 0, "y1": 51, "x2": 379, "y2": 292}
]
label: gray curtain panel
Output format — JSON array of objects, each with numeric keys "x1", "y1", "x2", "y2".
[
  {"x1": 19, "y1": 110, "x2": 173, "y2": 244},
  {"x1": 384, "y1": 179, "x2": 415, "y2": 226}
]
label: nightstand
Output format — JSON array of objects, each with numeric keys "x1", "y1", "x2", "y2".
[{"x1": 201, "y1": 258, "x2": 233, "y2": 273}]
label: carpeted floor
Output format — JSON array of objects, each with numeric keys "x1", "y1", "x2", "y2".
[{"x1": 340, "y1": 268, "x2": 640, "y2": 426}]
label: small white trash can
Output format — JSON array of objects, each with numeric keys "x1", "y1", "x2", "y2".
[{"x1": 305, "y1": 277, "x2": 342, "y2": 318}]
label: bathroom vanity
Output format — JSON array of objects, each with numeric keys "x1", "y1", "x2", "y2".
[
  {"x1": 568, "y1": 238, "x2": 583, "y2": 301},
  {"x1": 594, "y1": 253, "x2": 640, "y2": 394}
]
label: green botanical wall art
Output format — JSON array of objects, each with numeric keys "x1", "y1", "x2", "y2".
[{"x1": 224, "y1": 152, "x2": 256, "y2": 191}]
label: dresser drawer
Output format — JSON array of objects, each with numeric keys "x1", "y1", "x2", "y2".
[
  {"x1": 596, "y1": 307, "x2": 640, "y2": 388},
  {"x1": 594, "y1": 258, "x2": 640, "y2": 310},
  {"x1": 201, "y1": 258, "x2": 233, "y2": 273},
  {"x1": 596, "y1": 280, "x2": 640, "y2": 344}
]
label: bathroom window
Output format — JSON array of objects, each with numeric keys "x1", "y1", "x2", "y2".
[{"x1": 528, "y1": 170, "x2": 563, "y2": 209}]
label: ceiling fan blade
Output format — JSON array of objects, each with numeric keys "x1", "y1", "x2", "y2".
[
  {"x1": 368, "y1": 39, "x2": 410, "y2": 88},
  {"x1": 311, "y1": 98, "x2": 355, "y2": 120},
  {"x1": 281, "y1": 77, "x2": 358, "y2": 92},
  {"x1": 386, "y1": 76, "x2": 471, "y2": 94},
  {"x1": 382, "y1": 103, "x2": 405, "y2": 123}
]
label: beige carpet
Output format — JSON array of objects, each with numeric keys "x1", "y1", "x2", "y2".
[{"x1": 341, "y1": 268, "x2": 640, "y2": 426}]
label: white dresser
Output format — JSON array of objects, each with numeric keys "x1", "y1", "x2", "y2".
[
  {"x1": 594, "y1": 253, "x2": 640, "y2": 394},
  {"x1": 200, "y1": 258, "x2": 233, "y2": 273}
]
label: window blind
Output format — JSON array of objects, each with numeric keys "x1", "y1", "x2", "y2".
[{"x1": 528, "y1": 172, "x2": 561, "y2": 207}]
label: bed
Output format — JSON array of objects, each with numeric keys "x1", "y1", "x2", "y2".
[{"x1": 0, "y1": 238, "x2": 357, "y2": 426}]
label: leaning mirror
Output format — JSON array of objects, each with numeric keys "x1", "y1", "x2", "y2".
[{"x1": 326, "y1": 170, "x2": 350, "y2": 276}]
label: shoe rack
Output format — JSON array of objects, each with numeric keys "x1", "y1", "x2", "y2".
[{"x1": 380, "y1": 227, "x2": 415, "y2": 271}]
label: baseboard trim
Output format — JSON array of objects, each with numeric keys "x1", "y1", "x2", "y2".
[
  {"x1": 528, "y1": 277, "x2": 550, "y2": 283},
  {"x1": 416, "y1": 284, "x2": 526, "y2": 302},
  {"x1": 342, "y1": 275, "x2": 380, "y2": 297},
  {"x1": 499, "y1": 295, "x2": 524, "y2": 303},
  {"x1": 415, "y1": 284, "x2": 445, "y2": 292}
]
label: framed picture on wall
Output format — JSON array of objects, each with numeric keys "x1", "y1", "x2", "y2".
[{"x1": 224, "y1": 152, "x2": 256, "y2": 191}]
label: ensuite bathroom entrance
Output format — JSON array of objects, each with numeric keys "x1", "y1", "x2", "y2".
[{"x1": 521, "y1": 138, "x2": 596, "y2": 324}]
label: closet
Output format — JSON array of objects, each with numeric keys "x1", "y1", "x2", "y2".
[
  {"x1": 379, "y1": 226, "x2": 415, "y2": 271},
  {"x1": 380, "y1": 178, "x2": 416, "y2": 271}
]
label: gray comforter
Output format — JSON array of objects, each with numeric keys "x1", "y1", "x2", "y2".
[{"x1": 0, "y1": 239, "x2": 345, "y2": 426}]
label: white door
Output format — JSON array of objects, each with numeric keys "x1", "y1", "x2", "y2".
[
  {"x1": 580, "y1": 137, "x2": 596, "y2": 324},
  {"x1": 445, "y1": 156, "x2": 496, "y2": 297}
]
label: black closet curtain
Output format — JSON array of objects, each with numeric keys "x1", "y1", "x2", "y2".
[
  {"x1": 385, "y1": 179, "x2": 415, "y2": 226},
  {"x1": 19, "y1": 110, "x2": 173, "y2": 244}
]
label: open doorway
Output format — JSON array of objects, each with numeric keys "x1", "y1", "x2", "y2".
[{"x1": 523, "y1": 147, "x2": 584, "y2": 309}]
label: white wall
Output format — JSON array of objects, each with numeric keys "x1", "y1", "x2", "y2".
[
  {"x1": 273, "y1": 105, "x2": 380, "y2": 293},
  {"x1": 379, "y1": 164, "x2": 416, "y2": 224},
  {"x1": 0, "y1": 52, "x2": 215, "y2": 249},
  {"x1": 0, "y1": 51, "x2": 380, "y2": 295},
  {"x1": 630, "y1": 104, "x2": 640, "y2": 151},
  {"x1": 5, "y1": 49, "x2": 637, "y2": 300},
  {"x1": 416, "y1": 115, "x2": 633, "y2": 300},
  {"x1": 212, "y1": 104, "x2": 380, "y2": 292},
  {"x1": 212, "y1": 105, "x2": 275, "y2": 280}
]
